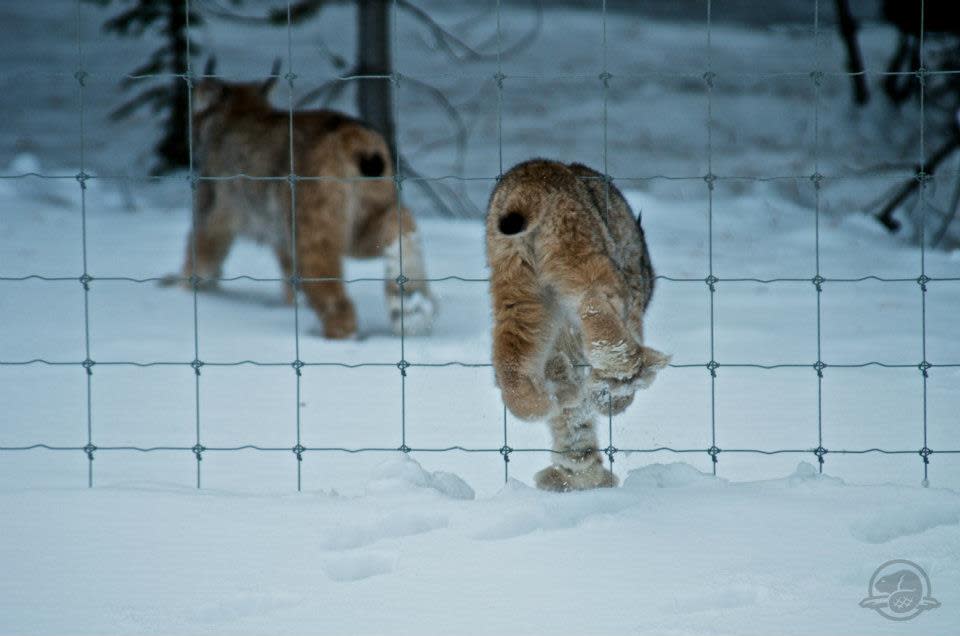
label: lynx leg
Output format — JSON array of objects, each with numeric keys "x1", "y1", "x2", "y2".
[
  {"x1": 180, "y1": 208, "x2": 235, "y2": 290},
  {"x1": 353, "y1": 204, "x2": 435, "y2": 336},
  {"x1": 534, "y1": 401, "x2": 616, "y2": 492},
  {"x1": 274, "y1": 244, "x2": 295, "y2": 305},
  {"x1": 297, "y1": 244, "x2": 356, "y2": 339},
  {"x1": 297, "y1": 186, "x2": 357, "y2": 339},
  {"x1": 524, "y1": 193, "x2": 642, "y2": 382},
  {"x1": 490, "y1": 251, "x2": 557, "y2": 421}
]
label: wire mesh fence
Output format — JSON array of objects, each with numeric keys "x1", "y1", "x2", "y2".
[{"x1": 1, "y1": 0, "x2": 958, "y2": 491}]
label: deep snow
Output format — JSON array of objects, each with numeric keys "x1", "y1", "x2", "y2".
[{"x1": 2, "y1": 0, "x2": 960, "y2": 634}]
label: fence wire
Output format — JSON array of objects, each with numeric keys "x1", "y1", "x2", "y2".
[{"x1": 1, "y1": 0, "x2": 958, "y2": 490}]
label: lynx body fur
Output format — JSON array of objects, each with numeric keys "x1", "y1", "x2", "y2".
[
  {"x1": 178, "y1": 74, "x2": 434, "y2": 338},
  {"x1": 486, "y1": 159, "x2": 668, "y2": 491}
]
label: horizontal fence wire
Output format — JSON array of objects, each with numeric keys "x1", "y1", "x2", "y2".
[{"x1": 0, "y1": 0, "x2": 956, "y2": 488}]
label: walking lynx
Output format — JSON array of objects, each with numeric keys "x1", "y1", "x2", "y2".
[
  {"x1": 486, "y1": 159, "x2": 668, "y2": 491},
  {"x1": 171, "y1": 60, "x2": 434, "y2": 338}
]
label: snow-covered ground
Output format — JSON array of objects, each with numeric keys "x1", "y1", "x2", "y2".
[{"x1": 2, "y1": 1, "x2": 960, "y2": 634}]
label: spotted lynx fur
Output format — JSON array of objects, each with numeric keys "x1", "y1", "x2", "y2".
[
  {"x1": 171, "y1": 64, "x2": 434, "y2": 338},
  {"x1": 486, "y1": 159, "x2": 668, "y2": 491}
]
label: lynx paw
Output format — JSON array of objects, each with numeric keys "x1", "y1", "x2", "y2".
[
  {"x1": 587, "y1": 338, "x2": 644, "y2": 381},
  {"x1": 158, "y1": 273, "x2": 218, "y2": 292},
  {"x1": 389, "y1": 290, "x2": 436, "y2": 337},
  {"x1": 534, "y1": 463, "x2": 618, "y2": 492}
]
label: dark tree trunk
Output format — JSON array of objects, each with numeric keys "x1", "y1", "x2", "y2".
[
  {"x1": 155, "y1": 0, "x2": 190, "y2": 173},
  {"x1": 356, "y1": 0, "x2": 396, "y2": 158},
  {"x1": 834, "y1": 0, "x2": 869, "y2": 105}
]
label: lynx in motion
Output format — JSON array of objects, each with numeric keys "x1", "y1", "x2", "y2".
[
  {"x1": 486, "y1": 159, "x2": 668, "y2": 491},
  {"x1": 170, "y1": 60, "x2": 434, "y2": 338}
]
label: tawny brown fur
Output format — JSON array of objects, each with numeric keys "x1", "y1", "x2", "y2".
[
  {"x1": 172, "y1": 74, "x2": 433, "y2": 338},
  {"x1": 486, "y1": 159, "x2": 668, "y2": 491}
]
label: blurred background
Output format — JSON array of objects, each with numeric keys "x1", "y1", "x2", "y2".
[{"x1": 2, "y1": 0, "x2": 959, "y2": 246}]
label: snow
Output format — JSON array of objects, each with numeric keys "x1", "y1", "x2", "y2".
[{"x1": 2, "y1": 0, "x2": 960, "y2": 634}]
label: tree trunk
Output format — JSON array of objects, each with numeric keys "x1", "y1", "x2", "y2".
[
  {"x1": 155, "y1": 0, "x2": 190, "y2": 173},
  {"x1": 356, "y1": 0, "x2": 396, "y2": 158}
]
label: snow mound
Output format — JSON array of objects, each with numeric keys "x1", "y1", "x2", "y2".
[
  {"x1": 621, "y1": 462, "x2": 720, "y2": 489},
  {"x1": 365, "y1": 455, "x2": 475, "y2": 500},
  {"x1": 850, "y1": 502, "x2": 960, "y2": 544}
]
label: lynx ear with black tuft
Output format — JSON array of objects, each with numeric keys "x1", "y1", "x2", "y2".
[{"x1": 498, "y1": 211, "x2": 527, "y2": 235}]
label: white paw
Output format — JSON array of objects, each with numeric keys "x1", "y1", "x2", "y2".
[{"x1": 389, "y1": 291, "x2": 436, "y2": 336}]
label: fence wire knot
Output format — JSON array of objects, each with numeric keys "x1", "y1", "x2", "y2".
[
  {"x1": 397, "y1": 359, "x2": 410, "y2": 376},
  {"x1": 284, "y1": 71, "x2": 297, "y2": 84},
  {"x1": 79, "y1": 273, "x2": 93, "y2": 290},
  {"x1": 190, "y1": 359, "x2": 204, "y2": 375},
  {"x1": 703, "y1": 172, "x2": 716, "y2": 191},
  {"x1": 395, "y1": 274, "x2": 408, "y2": 287},
  {"x1": 81, "y1": 358, "x2": 95, "y2": 375},
  {"x1": 707, "y1": 445, "x2": 721, "y2": 464},
  {"x1": 705, "y1": 274, "x2": 718, "y2": 291},
  {"x1": 813, "y1": 445, "x2": 828, "y2": 465},
  {"x1": 915, "y1": 66, "x2": 927, "y2": 85},
  {"x1": 812, "y1": 274, "x2": 825, "y2": 292},
  {"x1": 398, "y1": 444, "x2": 411, "y2": 454},
  {"x1": 598, "y1": 71, "x2": 612, "y2": 85},
  {"x1": 702, "y1": 71, "x2": 716, "y2": 88},
  {"x1": 493, "y1": 71, "x2": 505, "y2": 88},
  {"x1": 73, "y1": 69, "x2": 87, "y2": 86},
  {"x1": 809, "y1": 70, "x2": 824, "y2": 87},
  {"x1": 83, "y1": 443, "x2": 96, "y2": 460},
  {"x1": 604, "y1": 445, "x2": 618, "y2": 463},
  {"x1": 192, "y1": 444, "x2": 205, "y2": 461},
  {"x1": 292, "y1": 359, "x2": 304, "y2": 376},
  {"x1": 75, "y1": 171, "x2": 89, "y2": 190},
  {"x1": 917, "y1": 274, "x2": 931, "y2": 291},
  {"x1": 810, "y1": 172, "x2": 824, "y2": 190},
  {"x1": 706, "y1": 360, "x2": 719, "y2": 377},
  {"x1": 292, "y1": 443, "x2": 306, "y2": 462},
  {"x1": 813, "y1": 360, "x2": 826, "y2": 377},
  {"x1": 919, "y1": 360, "x2": 931, "y2": 377},
  {"x1": 499, "y1": 445, "x2": 512, "y2": 462},
  {"x1": 919, "y1": 446, "x2": 933, "y2": 464}
]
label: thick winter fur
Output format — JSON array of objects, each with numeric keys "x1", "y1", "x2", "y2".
[
  {"x1": 175, "y1": 75, "x2": 434, "y2": 338},
  {"x1": 486, "y1": 159, "x2": 669, "y2": 491}
]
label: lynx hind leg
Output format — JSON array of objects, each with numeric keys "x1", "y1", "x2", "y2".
[
  {"x1": 179, "y1": 209, "x2": 235, "y2": 290},
  {"x1": 383, "y1": 220, "x2": 435, "y2": 336},
  {"x1": 163, "y1": 182, "x2": 234, "y2": 290},
  {"x1": 275, "y1": 245, "x2": 295, "y2": 305},
  {"x1": 535, "y1": 402, "x2": 616, "y2": 492},
  {"x1": 297, "y1": 187, "x2": 357, "y2": 339}
]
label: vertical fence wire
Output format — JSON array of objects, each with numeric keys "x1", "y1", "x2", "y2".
[
  {"x1": 813, "y1": 0, "x2": 826, "y2": 474},
  {"x1": 184, "y1": 0, "x2": 204, "y2": 489},
  {"x1": 918, "y1": 0, "x2": 931, "y2": 487},
  {"x1": 705, "y1": 0, "x2": 719, "y2": 475},
  {"x1": 284, "y1": 1, "x2": 305, "y2": 491},
  {"x1": 74, "y1": 0, "x2": 94, "y2": 488},
  {"x1": 495, "y1": 0, "x2": 509, "y2": 484}
]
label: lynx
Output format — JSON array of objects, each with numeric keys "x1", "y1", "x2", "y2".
[
  {"x1": 172, "y1": 61, "x2": 434, "y2": 338},
  {"x1": 486, "y1": 159, "x2": 668, "y2": 491}
]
